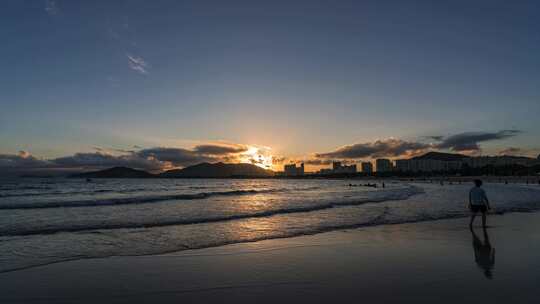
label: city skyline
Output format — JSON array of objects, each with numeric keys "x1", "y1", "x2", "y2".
[
  {"x1": 2, "y1": 135, "x2": 539, "y2": 175},
  {"x1": 2, "y1": 1, "x2": 540, "y2": 173}
]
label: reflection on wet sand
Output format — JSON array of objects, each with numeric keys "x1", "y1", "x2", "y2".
[{"x1": 471, "y1": 228, "x2": 495, "y2": 279}]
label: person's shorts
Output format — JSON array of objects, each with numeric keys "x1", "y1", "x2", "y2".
[{"x1": 470, "y1": 205, "x2": 487, "y2": 213}]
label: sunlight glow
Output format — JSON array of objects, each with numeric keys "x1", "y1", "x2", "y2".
[{"x1": 240, "y1": 146, "x2": 274, "y2": 170}]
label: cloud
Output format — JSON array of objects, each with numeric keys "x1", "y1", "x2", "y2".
[
  {"x1": 0, "y1": 151, "x2": 49, "y2": 168},
  {"x1": 313, "y1": 130, "x2": 522, "y2": 161},
  {"x1": 271, "y1": 156, "x2": 287, "y2": 165},
  {"x1": 316, "y1": 139, "x2": 430, "y2": 159},
  {"x1": 424, "y1": 135, "x2": 444, "y2": 141},
  {"x1": 52, "y1": 152, "x2": 165, "y2": 171},
  {"x1": 193, "y1": 143, "x2": 249, "y2": 155},
  {"x1": 135, "y1": 143, "x2": 251, "y2": 167},
  {"x1": 93, "y1": 146, "x2": 138, "y2": 154},
  {"x1": 435, "y1": 130, "x2": 522, "y2": 152},
  {"x1": 126, "y1": 54, "x2": 149, "y2": 74},
  {"x1": 45, "y1": 0, "x2": 58, "y2": 15},
  {"x1": 498, "y1": 147, "x2": 523, "y2": 156},
  {"x1": 0, "y1": 141, "x2": 260, "y2": 175},
  {"x1": 135, "y1": 147, "x2": 213, "y2": 167}
]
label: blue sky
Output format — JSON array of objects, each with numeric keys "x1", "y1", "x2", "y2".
[{"x1": 1, "y1": 0, "x2": 539, "y2": 171}]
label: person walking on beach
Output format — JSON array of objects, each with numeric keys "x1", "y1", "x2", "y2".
[{"x1": 469, "y1": 179, "x2": 491, "y2": 228}]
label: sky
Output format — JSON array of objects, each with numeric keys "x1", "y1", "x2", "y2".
[{"x1": 1, "y1": 0, "x2": 539, "y2": 173}]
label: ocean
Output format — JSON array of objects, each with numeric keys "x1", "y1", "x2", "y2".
[{"x1": 1, "y1": 178, "x2": 539, "y2": 273}]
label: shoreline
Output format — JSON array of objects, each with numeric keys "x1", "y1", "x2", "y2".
[{"x1": 2, "y1": 211, "x2": 540, "y2": 303}]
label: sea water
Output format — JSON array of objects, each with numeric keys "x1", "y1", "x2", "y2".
[{"x1": 1, "y1": 178, "x2": 539, "y2": 273}]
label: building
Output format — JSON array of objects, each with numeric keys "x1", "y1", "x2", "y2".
[
  {"x1": 318, "y1": 168, "x2": 334, "y2": 175},
  {"x1": 376, "y1": 159, "x2": 393, "y2": 172},
  {"x1": 393, "y1": 153, "x2": 539, "y2": 173},
  {"x1": 298, "y1": 163, "x2": 305, "y2": 175},
  {"x1": 284, "y1": 163, "x2": 304, "y2": 176},
  {"x1": 361, "y1": 162, "x2": 373, "y2": 174},
  {"x1": 466, "y1": 156, "x2": 537, "y2": 168},
  {"x1": 317, "y1": 162, "x2": 356, "y2": 175},
  {"x1": 332, "y1": 161, "x2": 357, "y2": 174},
  {"x1": 394, "y1": 159, "x2": 410, "y2": 172}
]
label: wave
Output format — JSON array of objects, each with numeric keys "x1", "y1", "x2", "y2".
[
  {"x1": 2, "y1": 203, "x2": 539, "y2": 275},
  {"x1": 0, "y1": 185, "x2": 53, "y2": 191},
  {"x1": 0, "y1": 186, "x2": 423, "y2": 237},
  {"x1": 0, "y1": 187, "x2": 302, "y2": 210},
  {"x1": 0, "y1": 188, "x2": 144, "y2": 198}
]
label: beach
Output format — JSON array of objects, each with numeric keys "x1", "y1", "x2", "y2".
[
  {"x1": 2, "y1": 211, "x2": 539, "y2": 303},
  {"x1": 3, "y1": 2, "x2": 539, "y2": 302}
]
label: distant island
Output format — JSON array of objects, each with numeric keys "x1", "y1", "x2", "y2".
[
  {"x1": 71, "y1": 167, "x2": 155, "y2": 178},
  {"x1": 159, "y1": 162, "x2": 273, "y2": 178},
  {"x1": 72, "y1": 162, "x2": 274, "y2": 179}
]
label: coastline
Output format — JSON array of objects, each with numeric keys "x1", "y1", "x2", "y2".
[{"x1": 2, "y1": 211, "x2": 540, "y2": 303}]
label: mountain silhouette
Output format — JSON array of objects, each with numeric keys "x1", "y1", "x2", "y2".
[
  {"x1": 412, "y1": 151, "x2": 470, "y2": 161},
  {"x1": 71, "y1": 163, "x2": 274, "y2": 178},
  {"x1": 72, "y1": 167, "x2": 155, "y2": 178},
  {"x1": 160, "y1": 162, "x2": 273, "y2": 178}
]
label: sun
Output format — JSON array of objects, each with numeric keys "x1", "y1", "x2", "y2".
[{"x1": 240, "y1": 146, "x2": 274, "y2": 170}]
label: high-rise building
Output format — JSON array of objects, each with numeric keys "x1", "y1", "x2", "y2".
[
  {"x1": 331, "y1": 161, "x2": 356, "y2": 173},
  {"x1": 393, "y1": 153, "x2": 540, "y2": 173},
  {"x1": 394, "y1": 159, "x2": 410, "y2": 172},
  {"x1": 361, "y1": 162, "x2": 373, "y2": 173},
  {"x1": 376, "y1": 159, "x2": 393, "y2": 172},
  {"x1": 284, "y1": 163, "x2": 304, "y2": 176},
  {"x1": 284, "y1": 164, "x2": 297, "y2": 176}
]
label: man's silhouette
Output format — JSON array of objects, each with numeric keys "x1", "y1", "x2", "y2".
[{"x1": 469, "y1": 179, "x2": 491, "y2": 228}]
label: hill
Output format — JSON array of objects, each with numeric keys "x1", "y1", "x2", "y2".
[
  {"x1": 71, "y1": 167, "x2": 155, "y2": 178},
  {"x1": 412, "y1": 151, "x2": 470, "y2": 161},
  {"x1": 160, "y1": 162, "x2": 274, "y2": 178}
]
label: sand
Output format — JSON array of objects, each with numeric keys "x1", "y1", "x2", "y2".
[{"x1": 1, "y1": 212, "x2": 540, "y2": 303}]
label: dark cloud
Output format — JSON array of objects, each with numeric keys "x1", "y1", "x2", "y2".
[
  {"x1": 134, "y1": 144, "x2": 250, "y2": 167},
  {"x1": 424, "y1": 135, "x2": 444, "y2": 141},
  {"x1": 436, "y1": 130, "x2": 522, "y2": 152},
  {"x1": 316, "y1": 139, "x2": 430, "y2": 159},
  {"x1": 93, "y1": 146, "x2": 137, "y2": 154},
  {"x1": 135, "y1": 147, "x2": 208, "y2": 166},
  {"x1": 52, "y1": 152, "x2": 164, "y2": 171},
  {"x1": 0, "y1": 143, "x2": 251, "y2": 175},
  {"x1": 193, "y1": 143, "x2": 248, "y2": 155},
  {"x1": 0, "y1": 151, "x2": 49, "y2": 168}
]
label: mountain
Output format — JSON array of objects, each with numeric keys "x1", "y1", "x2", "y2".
[
  {"x1": 160, "y1": 162, "x2": 274, "y2": 178},
  {"x1": 412, "y1": 152, "x2": 470, "y2": 161},
  {"x1": 71, "y1": 167, "x2": 155, "y2": 178}
]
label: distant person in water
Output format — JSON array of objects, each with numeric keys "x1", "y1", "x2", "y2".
[{"x1": 469, "y1": 179, "x2": 491, "y2": 228}]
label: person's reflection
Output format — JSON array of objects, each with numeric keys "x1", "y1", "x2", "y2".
[{"x1": 471, "y1": 228, "x2": 495, "y2": 279}]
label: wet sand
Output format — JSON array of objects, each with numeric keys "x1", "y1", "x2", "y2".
[{"x1": 1, "y1": 212, "x2": 540, "y2": 303}]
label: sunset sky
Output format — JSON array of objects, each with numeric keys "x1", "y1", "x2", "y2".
[{"x1": 1, "y1": 0, "x2": 539, "y2": 172}]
